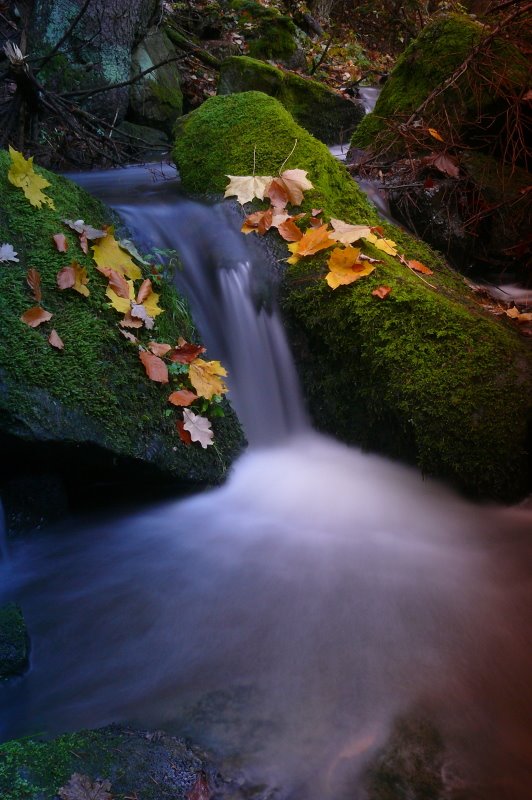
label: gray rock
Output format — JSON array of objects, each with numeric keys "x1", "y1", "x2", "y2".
[{"x1": 129, "y1": 27, "x2": 183, "y2": 133}]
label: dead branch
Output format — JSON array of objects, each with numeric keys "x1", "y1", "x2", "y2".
[{"x1": 62, "y1": 54, "x2": 186, "y2": 100}]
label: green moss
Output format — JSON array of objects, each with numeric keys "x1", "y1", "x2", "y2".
[
  {"x1": 352, "y1": 13, "x2": 529, "y2": 149},
  {"x1": 0, "y1": 604, "x2": 28, "y2": 679},
  {"x1": 0, "y1": 149, "x2": 243, "y2": 483},
  {"x1": 231, "y1": 0, "x2": 297, "y2": 62},
  {"x1": 174, "y1": 92, "x2": 531, "y2": 500},
  {"x1": 218, "y1": 57, "x2": 364, "y2": 144}
]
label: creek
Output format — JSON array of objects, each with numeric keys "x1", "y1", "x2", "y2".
[{"x1": 1, "y1": 166, "x2": 531, "y2": 799}]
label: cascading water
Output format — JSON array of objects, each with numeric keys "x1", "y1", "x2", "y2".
[{"x1": 1, "y1": 167, "x2": 531, "y2": 799}]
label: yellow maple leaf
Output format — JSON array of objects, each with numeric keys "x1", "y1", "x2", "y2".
[
  {"x1": 329, "y1": 218, "x2": 372, "y2": 244},
  {"x1": 326, "y1": 246, "x2": 375, "y2": 289},
  {"x1": 189, "y1": 358, "x2": 228, "y2": 400},
  {"x1": 373, "y1": 238, "x2": 398, "y2": 256},
  {"x1": 72, "y1": 264, "x2": 90, "y2": 297},
  {"x1": 142, "y1": 289, "x2": 163, "y2": 318},
  {"x1": 8, "y1": 146, "x2": 55, "y2": 209},
  {"x1": 92, "y1": 227, "x2": 142, "y2": 280},
  {"x1": 224, "y1": 175, "x2": 273, "y2": 205},
  {"x1": 106, "y1": 279, "x2": 135, "y2": 313}
]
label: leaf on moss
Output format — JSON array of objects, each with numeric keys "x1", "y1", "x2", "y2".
[
  {"x1": 91, "y1": 227, "x2": 142, "y2": 280},
  {"x1": 97, "y1": 267, "x2": 131, "y2": 299},
  {"x1": 278, "y1": 218, "x2": 303, "y2": 242},
  {"x1": 373, "y1": 238, "x2": 397, "y2": 256},
  {"x1": 120, "y1": 311, "x2": 143, "y2": 329},
  {"x1": 119, "y1": 329, "x2": 138, "y2": 343},
  {"x1": 169, "y1": 389, "x2": 198, "y2": 407},
  {"x1": 139, "y1": 350, "x2": 169, "y2": 383},
  {"x1": 182, "y1": 409, "x2": 214, "y2": 448},
  {"x1": 326, "y1": 246, "x2": 375, "y2": 289},
  {"x1": 8, "y1": 146, "x2": 55, "y2": 209},
  {"x1": 168, "y1": 339, "x2": 206, "y2": 364},
  {"x1": 148, "y1": 342, "x2": 172, "y2": 357},
  {"x1": 53, "y1": 233, "x2": 68, "y2": 252},
  {"x1": 189, "y1": 358, "x2": 228, "y2": 399},
  {"x1": 296, "y1": 225, "x2": 335, "y2": 257},
  {"x1": 224, "y1": 174, "x2": 273, "y2": 205},
  {"x1": 329, "y1": 218, "x2": 372, "y2": 244},
  {"x1": 20, "y1": 306, "x2": 52, "y2": 327},
  {"x1": 408, "y1": 259, "x2": 434, "y2": 275},
  {"x1": 107, "y1": 279, "x2": 135, "y2": 313},
  {"x1": 372, "y1": 285, "x2": 392, "y2": 299},
  {"x1": 48, "y1": 329, "x2": 64, "y2": 349},
  {"x1": 58, "y1": 772, "x2": 112, "y2": 800},
  {"x1": 57, "y1": 262, "x2": 90, "y2": 296},
  {"x1": 0, "y1": 243, "x2": 19, "y2": 262},
  {"x1": 27, "y1": 268, "x2": 42, "y2": 302}
]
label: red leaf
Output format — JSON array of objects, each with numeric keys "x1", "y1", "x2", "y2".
[
  {"x1": 56, "y1": 266, "x2": 76, "y2": 289},
  {"x1": 177, "y1": 419, "x2": 192, "y2": 446},
  {"x1": 48, "y1": 329, "x2": 64, "y2": 349},
  {"x1": 139, "y1": 350, "x2": 169, "y2": 383},
  {"x1": 408, "y1": 259, "x2": 434, "y2": 275},
  {"x1": 168, "y1": 389, "x2": 198, "y2": 407},
  {"x1": 187, "y1": 774, "x2": 211, "y2": 800},
  {"x1": 136, "y1": 278, "x2": 152, "y2": 304},
  {"x1": 20, "y1": 306, "x2": 53, "y2": 327},
  {"x1": 372, "y1": 285, "x2": 392, "y2": 299},
  {"x1": 370, "y1": 226, "x2": 384, "y2": 236},
  {"x1": 148, "y1": 342, "x2": 172, "y2": 357},
  {"x1": 264, "y1": 177, "x2": 289, "y2": 209},
  {"x1": 168, "y1": 340, "x2": 206, "y2": 364},
  {"x1": 27, "y1": 268, "x2": 42, "y2": 302},
  {"x1": 53, "y1": 233, "x2": 68, "y2": 253},
  {"x1": 309, "y1": 216, "x2": 323, "y2": 228},
  {"x1": 277, "y1": 218, "x2": 303, "y2": 242},
  {"x1": 98, "y1": 266, "x2": 131, "y2": 299}
]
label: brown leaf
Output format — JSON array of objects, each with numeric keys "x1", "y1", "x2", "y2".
[
  {"x1": 20, "y1": 306, "x2": 52, "y2": 327},
  {"x1": 97, "y1": 267, "x2": 130, "y2": 299},
  {"x1": 372, "y1": 285, "x2": 392, "y2": 299},
  {"x1": 148, "y1": 342, "x2": 172, "y2": 357},
  {"x1": 278, "y1": 218, "x2": 303, "y2": 242},
  {"x1": 408, "y1": 259, "x2": 434, "y2": 275},
  {"x1": 428, "y1": 127, "x2": 444, "y2": 141},
  {"x1": 27, "y1": 268, "x2": 42, "y2": 302},
  {"x1": 309, "y1": 217, "x2": 323, "y2": 228},
  {"x1": 48, "y1": 329, "x2": 64, "y2": 349},
  {"x1": 136, "y1": 278, "x2": 152, "y2": 304},
  {"x1": 264, "y1": 177, "x2": 289, "y2": 209},
  {"x1": 119, "y1": 329, "x2": 138, "y2": 343},
  {"x1": 241, "y1": 208, "x2": 273, "y2": 235},
  {"x1": 58, "y1": 772, "x2": 112, "y2": 800},
  {"x1": 297, "y1": 225, "x2": 334, "y2": 257},
  {"x1": 57, "y1": 265, "x2": 76, "y2": 290},
  {"x1": 168, "y1": 389, "x2": 198, "y2": 407},
  {"x1": 139, "y1": 350, "x2": 169, "y2": 383},
  {"x1": 120, "y1": 312, "x2": 143, "y2": 329},
  {"x1": 168, "y1": 339, "x2": 206, "y2": 364},
  {"x1": 187, "y1": 773, "x2": 211, "y2": 800},
  {"x1": 278, "y1": 168, "x2": 313, "y2": 206},
  {"x1": 53, "y1": 233, "x2": 68, "y2": 253},
  {"x1": 425, "y1": 152, "x2": 460, "y2": 179},
  {"x1": 177, "y1": 419, "x2": 192, "y2": 445},
  {"x1": 79, "y1": 232, "x2": 89, "y2": 254}
]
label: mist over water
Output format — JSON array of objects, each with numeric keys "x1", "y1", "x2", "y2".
[{"x1": 1, "y1": 167, "x2": 531, "y2": 799}]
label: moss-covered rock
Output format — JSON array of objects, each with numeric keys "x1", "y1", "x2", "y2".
[
  {"x1": 0, "y1": 725, "x2": 250, "y2": 800},
  {"x1": 130, "y1": 28, "x2": 183, "y2": 133},
  {"x1": 0, "y1": 148, "x2": 243, "y2": 490},
  {"x1": 0, "y1": 603, "x2": 29, "y2": 679},
  {"x1": 352, "y1": 13, "x2": 529, "y2": 150},
  {"x1": 173, "y1": 92, "x2": 531, "y2": 500},
  {"x1": 231, "y1": 0, "x2": 298, "y2": 64},
  {"x1": 218, "y1": 55, "x2": 364, "y2": 144}
]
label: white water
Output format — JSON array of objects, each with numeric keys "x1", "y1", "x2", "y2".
[{"x1": 1, "y1": 167, "x2": 531, "y2": 799}]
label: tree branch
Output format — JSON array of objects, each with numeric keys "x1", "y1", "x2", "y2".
[{"x1": 60, "y1": 54, "x2": 186, "y2": 100}]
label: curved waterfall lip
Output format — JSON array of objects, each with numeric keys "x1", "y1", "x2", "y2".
[{"x1": 3, "y1": 165, "x2": 527, "y2": 799}]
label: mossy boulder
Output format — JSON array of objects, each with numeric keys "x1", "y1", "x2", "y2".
[
  {"x1": 352, "y1": 13, "x2": 530, "y2": 150},
  {"x1": 0, "y1": 604, "x2": 29, "y2": 679},
  {"x1": 231, "y1": 0, "x2": 299, "y2": 64},
  {"x1": 0, "y1": 725, "x2": 251, "y2": 800},
  {"x1": 0, "y1": 148, "x2": 243, "y2": 492},
  {"x1": 173, "y1": 92, "x2": 532, "y2": 500},
  {"x1": 129, "y1": 28, "x2": 183, "y2": 133},
  {"x1": 218, "y1": 55, "x2": 364, "y2": 144}
]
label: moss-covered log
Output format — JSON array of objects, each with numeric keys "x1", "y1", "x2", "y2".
[
  {"x1": 174, "y1": 92, "x2": 531, "y2": 500},
  {"x1": 0, "y1": 149, "x2": 243, "y2": 489}
]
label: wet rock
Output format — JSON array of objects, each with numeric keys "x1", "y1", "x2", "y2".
[{"x1": 129, "y1": 28, "x2": 183, "y2": 133}]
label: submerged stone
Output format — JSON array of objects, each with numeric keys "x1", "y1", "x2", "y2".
[{"x1": 174, "y1": 92, "x2": 531, "y2": 500}]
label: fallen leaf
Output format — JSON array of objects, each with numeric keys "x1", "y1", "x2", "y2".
[
  {"x1": 106, "y1": 280, "x2": 135, "y2": 313},
  {"x1": 139, "y1": 350, "x2": 169, "y2": 383},
  {"x1": 372, "y1": 285, "x2": 392, "y2": 299},
  {"x1": 120, "y1": 311, "x2": 143, "y2": 329},
  {"x1": 91, "y1": 227, "x2": 142, "y2": 280},
  {"x1": 428, "y1": 127, "x2": 444, "y2": 141},
  {"x1": 311, "y1": 208, "x2": 322, "y2": 216},
  {"x1": 8, "y1": 146, "x2": 55, "y2": 209},
  {"x1": 131, "y1": 303, "x2": 154, "y2": 330},
  {"x1": 63, "y1": 219, "x2": 106, "y2": 239},
  {"x1": 241, "y1": 208, "x2": 273, "y2": 235},
  {"x1": 168, "y1": 339, "x2": 206, "y2": 364},
  {"x1": 224, "y1": 175, "x2": 273, "y2": 205},
  {"x1": 182, "y1": 409, "x2": 214, "y2": 448},
  {"x1": 53, "y1": 233, "x2": 68, "y2": 252},
  {"x1": 373, "y1": 238, "x2": 398, "y2": 256},
  {"x1": 329, "y1": 218, "x2": 372, "y2": 244},
  {"x1": 48, "y1": 329, "x2": 64, "y2": 349},
  {"x1": 136, "y1": 278, "x2": 152, "y2": 304},
  {"x1": 278, "y1": 218, "x2": 303, "y2": 242},
  {"x1": 187, "y1": 773, "x2": 211, "y2": 800},
  {"x1": 264, "y1": 177, "x2": 289, "y2": 209},
  {"x1": 296, "y1": 225, "x2": 335, "y2": 257},
  {"x1": 177, "y1": 419, "x2": 192, "y2": 445},
  {"x1": 118, "y1": 238, "x2": 150, "y2": 265},
  {"x1": 278, "y1": 168, "x2": 313, "y2": 205},
  {"x1": 326, "y1": 246, "x2": 375, "y2": 288},
  {"x1": 20, "y1": 306, "x2": 53, "y2": 327},
  {"x1": 408, "y1": 259, "x2": 434, "y2": 275},
  {"x1": 0, "y1": 243, "x2": 19, "y2": 262},
  {"x1": 97, "y1": 267, "x2": 130, "y2": 299},
  {"x1": 58, "y1": 772, "x2": 112, "y2": 800},
  {"x1": 168, "y1": 389, "x2": 198, "y2": 406},
  {"x1": 57, "y1": 262, "x2": 90, "y2": 296},
  {"x1": 119, "y1": 329, "x2": 138, "y2": 343},
  {"x1": 506, "y1": 307, "x2": 532, "y2": 322},
  {"x1": 425, "y1": 153, "x2": 460, "y2": 179},
  {"x1": 359, "y1": 254, "x2": 383, "y2": 264},
  {"x1": 148, "y1": 342, "x2": 172, "y2": 357},
  {"x1": 189, "y1": 358, "x2": 228, "y2": 399},
  {"x1": 27, "y1": 268, "x2": 42, "y2": 302},
  {"x1": 271, "y1": 210, "x2": 291, "y2": 228}
]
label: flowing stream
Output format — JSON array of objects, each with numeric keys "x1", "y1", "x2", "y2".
[{"x1": 1, "y1": 167, "x2": 531, "y2": 799}]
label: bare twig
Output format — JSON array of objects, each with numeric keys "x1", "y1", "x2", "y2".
[{"x1": 61, "y1": 54, "x2": 185, "y2": 99}]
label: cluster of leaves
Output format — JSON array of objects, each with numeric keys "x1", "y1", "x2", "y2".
[
  {"x1": 224, "y1": 148, "x2": 435, "y2": 297},
  {"x1": 56, "y1": 769, "x2": 212, "y2": 800},
  {"x1": 3, "y1": 146, "x2": 227, "y2": 448}
]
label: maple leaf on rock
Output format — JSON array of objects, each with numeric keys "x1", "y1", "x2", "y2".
[
  {"x1": 278, "y1": 218, "x2": 303, "y2": 242},
  {"x1": 329, "y1": 218, "x2": 372, "y2": 245},
  {"x1": 326, "y1": 246, "x2": 375, "y2": 289},
  {"x1": 182, "y1": 409, "x2": 214, "y2": 448},
  {"x1": 27, "y1": 268, "x2": 42, "y2": 302},
  {"x1": 139, "y1": 350, "x2": 169, "y2": 383},
  {"x1": 290, "y1": 225, "x2": 335, "y2": 260},
  {"x1": 224, "y1": 175, "x2": 273, "y2": 205},
  {"x1": 91, "y1": 227, "x2": 142, "y2": 280},
  {"x1": 0, "y1": 243, "x2": 19, "y2": 262},
  {"x1": 7, "y1": 146, "x2": 55, "y2": 209},
  {"x1": 168, "y1": 389, "x2": 198, "y2": 406},
  {"x1": 58, "y1": 772, "x2": 112, "y2": 800},
  {"x1": 20, "y1": 306, "x2": 53, "y2": 327},
  {"x1": 241, "y1": 208, "x2": 273, "y2": 235},
  {"x1": 189, "y1": 358, "x2": 228, "y2": 399}
]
